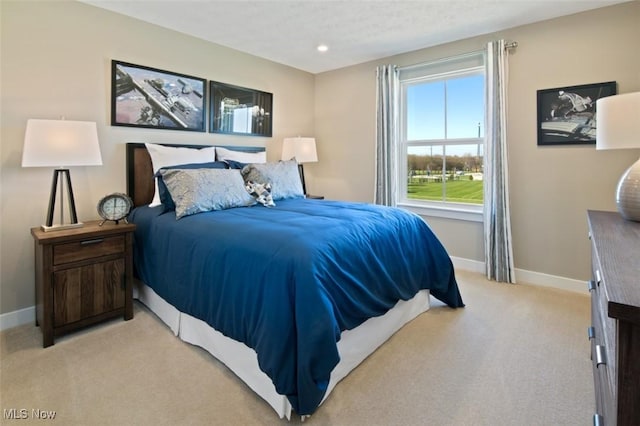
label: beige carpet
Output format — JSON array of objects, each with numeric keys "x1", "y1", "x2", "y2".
[{"x1": 0, "y1": 270, "x2": 593, "y2": 425}]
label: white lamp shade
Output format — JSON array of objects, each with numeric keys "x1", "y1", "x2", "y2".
[
  {"x1": 596, "y1": 92, "x2": 640, "y2": 150},
  {"x1": 282, "y1": 137, "x2": 318, "y2": 163},
  {"x1": 22, "y1": 119, "x2": 103, "y2": 167}
]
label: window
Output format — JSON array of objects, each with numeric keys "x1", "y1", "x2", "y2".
[{"x1": 398, "y1": 52, "x2": 485, "y2": 221}]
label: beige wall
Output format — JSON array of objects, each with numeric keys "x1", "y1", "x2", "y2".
[
  {"x1": 0, "y1": 1, "x2": 314, "y2": 315},
  {"x1": 313, "y1": 2, "x2": 640, "y2": 284}
]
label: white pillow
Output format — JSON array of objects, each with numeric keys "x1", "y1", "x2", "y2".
[
  {"x1": 145, "y1": 143, "x2": 217, "y2": 206},
  {"x1": 215, "y1": 146, "x2": 266, "y2": 164}
]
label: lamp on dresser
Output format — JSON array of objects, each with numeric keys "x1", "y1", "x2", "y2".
[
  {"x1": 596, "y1": 91, "x2": 640, "y2": 221},
  {"x1": 22, "y1": 119, "x2": 103, "y2": 232},
  {"x1": 281, "y1": 137, "x2": 318, "y2": 195}
]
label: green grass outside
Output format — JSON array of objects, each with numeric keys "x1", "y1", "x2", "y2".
[{"x1": 407, "y1": 180, "x2": 483, "y2": 204}]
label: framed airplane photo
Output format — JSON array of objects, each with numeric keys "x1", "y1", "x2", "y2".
[{"x1": 111, "y1": 60, "x2": 206, "y2": 132}]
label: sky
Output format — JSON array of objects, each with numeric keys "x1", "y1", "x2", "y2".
[{"x1": 406, "y1": 73, "x2": 484, "y2": 157}]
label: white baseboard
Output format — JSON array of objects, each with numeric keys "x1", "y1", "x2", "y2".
[
  {"x1": 450, "y1": 256, "x2": 485, "y2": 274},
  {"x1": 514, "y1": 268, "x2": 588, "y2": 294},
  {"x1": 0, "y1": 259, "x2": 588, "y2": 331},
  {"x1": 450, "y1": 256, "x2": 588, "y2": 294},
  {"x1": 0, "y1": 305, "x2": 35, "y2": 332}
]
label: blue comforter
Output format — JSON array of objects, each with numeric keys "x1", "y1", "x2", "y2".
[{"x1": 129, "y1": 198, "x2": 463, "y2": 415}]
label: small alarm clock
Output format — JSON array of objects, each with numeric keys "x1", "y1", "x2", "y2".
[{"x1": 97, "y1": 193, "x2": 133, "y2": 225}]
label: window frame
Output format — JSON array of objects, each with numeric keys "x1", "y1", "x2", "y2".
[{"x1": 397, "y1": 54, "x2": 486, "y2": 222}]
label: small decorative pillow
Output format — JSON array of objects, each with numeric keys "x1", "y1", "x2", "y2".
[
  {"x1": 159, "y1": 168, "x2": 256, "y2": 219},
  {"x1": 245, "y1": 180, "x2": 275, "y2": 207},
  {"x1": 241, "y1": 160, "x2": 304, "y2": 201}
]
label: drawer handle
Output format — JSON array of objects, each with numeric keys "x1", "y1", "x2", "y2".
[
  {"x1": 593, "y1": 413, "x2": 603, "y2": 426},
  {"x1": 587, "y1": 326, "x2": 595, "y2": 340},
  {"x1": 595, "y1": 345, "x2": 607, "y2": 367},
  {"x1": 595, "y1": 270, "x2": 601, "y2": 285},
  {"x1": 587, "y1": 280, "x2": 596, "y2": 292},
  {"x1": 80, "y1": 238, "x2": 104, "y2": 246}
]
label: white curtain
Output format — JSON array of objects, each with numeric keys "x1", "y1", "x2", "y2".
[
  {"x1": 484, "y1": 40, "x2": 516, "y2": 283},
  {"x1": 375, "y1": 64, "x2": 399, "y2": 206}
]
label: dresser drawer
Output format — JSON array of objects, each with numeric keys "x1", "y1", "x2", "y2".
[
  {"x1": 591, "y1": 290, "x2": 615, "y2": 426},
  {"x1": 53, "y1": 235, "x2": 125, "y2": 265},
  {"x1": 593, "y1": 283, "x2": 617, "y2": 378},
  {"x1": 593, "y1": 354, "x2": 615, "y2": 426}
]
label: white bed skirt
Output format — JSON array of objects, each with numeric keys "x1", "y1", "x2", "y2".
[{"x1": 133, "y1": 280, "x2": 431, "y2": 419}]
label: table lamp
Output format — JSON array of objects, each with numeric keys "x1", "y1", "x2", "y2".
[
  {"x1": 596, "y1": 92, "x2": 640, "y2": 221},
  {"x1": 282, "y1": 137, "x2": 318, "y2": 195},
  {"x1": 22, "y1": 119, "x2": 103, "y2": 231}
]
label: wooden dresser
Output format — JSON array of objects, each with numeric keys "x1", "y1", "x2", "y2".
[{"x1": 587, "y1": 210, "x2": 640, "y2": 426}]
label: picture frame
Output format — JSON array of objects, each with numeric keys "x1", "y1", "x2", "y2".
[
  {"x1": 209, "y1": 81, "x2": 273, "y2": 137},
  {"x1": 111, "y1": 60, "x2": 206, "y2": 132},
  {"x1": 536, "y1": 81, "x2": 616, "y2": 146}
]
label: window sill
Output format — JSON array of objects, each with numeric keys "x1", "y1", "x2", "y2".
[{"x1": 397, "y1": 202, "x2": 483, "y2": 222}]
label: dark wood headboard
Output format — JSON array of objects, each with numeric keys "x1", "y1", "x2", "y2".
[{"x1": 126, "y1": 143, "x2": 266, "y2": 207}]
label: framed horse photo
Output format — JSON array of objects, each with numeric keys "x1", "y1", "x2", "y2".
[{"x1": 536, "y1": 81, "x2": 616, "y2": 146}]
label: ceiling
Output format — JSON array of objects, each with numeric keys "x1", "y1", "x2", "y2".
[{"x1": 81, "y1": 0, "x2": 626, "y2": 74}]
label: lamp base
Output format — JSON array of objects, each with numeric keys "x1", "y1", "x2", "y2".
[
  {"x1": 616, "y1": 156, "x2": 640, "y2": 222},
  {"x1": 298, "y1": 163, "x2": 308, "y2": 195},
  {"x1": 44, "y1": 168, "x2": 81, "y2": 231},
  {"x1": 41, "y1": 222, "x2": 84, "y2": 233}
]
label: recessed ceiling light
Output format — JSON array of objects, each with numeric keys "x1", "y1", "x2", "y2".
[{"x1": 317, "y1": 44, "x2": 329, "y2": 53}]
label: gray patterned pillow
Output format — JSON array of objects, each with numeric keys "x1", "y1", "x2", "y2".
[
  {"x1": 159, "y1": 168, "x2": 256, "y2": 219},
  {"x1": 241, "y1": 160, "x2": 304, "y2": 201}
]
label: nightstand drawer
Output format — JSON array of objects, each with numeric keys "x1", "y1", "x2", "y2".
[{"x1": 53, "y1": 235, "x2": 125, "y2": 265}]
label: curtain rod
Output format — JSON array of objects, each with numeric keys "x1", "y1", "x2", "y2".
[{"x1": 505, "y1": 41, "x2": 518, "y2": 50}]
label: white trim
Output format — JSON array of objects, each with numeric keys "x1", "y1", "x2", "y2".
[
  {"x1": 450, "y1": 256, "x2": 485, "y2": 273},
  {"x1": 398, "y1": 50, "x2": 485, "y2": 80},
  {"x1": 400, "y1": 203, "x2": 483, "y2": 222},
  {"x1": 0, "y1": 306, "x2": 35, "y2": 331},
  {"x1": 450, "y1": 256, "x2": 588, "y2": 294},
  {"x1": 515, "y1": 268, "x2": 588, "y2": 294}
]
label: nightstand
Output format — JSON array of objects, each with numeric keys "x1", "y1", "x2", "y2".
[
  {"x1": 31, "y1": 221, "x2": 136, "y2": 347},
  {"x1": 306, "y1": 195, "x2": 324, "y2": 200}
]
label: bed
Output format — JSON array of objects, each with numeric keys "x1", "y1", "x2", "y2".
[{"x1": 125, "y1": 142, "x2": 464, "y2": 419}]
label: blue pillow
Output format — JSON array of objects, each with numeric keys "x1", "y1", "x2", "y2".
[
  {"x1": 157, "y1": 161, "x2": 228, "y2": 211},
  {"x1": 223, "y1": 159, "x2": 248, "y2": 169}
]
